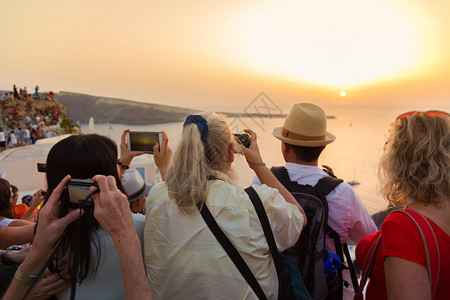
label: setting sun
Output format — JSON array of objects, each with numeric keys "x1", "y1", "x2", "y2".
[
  {"x1": 224, "y1": 0, "x2": 433, "y2": 88},
  {"x1": 340, "y1": 91, "x2": 347, "y2": 97}
]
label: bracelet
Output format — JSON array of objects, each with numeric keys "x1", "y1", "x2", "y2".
[
  {"x1": 248, "y1": 162, "x2": 266, "y2": 167},
  {"x1": 117, "y1": 159, "x2": 129, "y2": 170},
  {"x1": 14, "y1": 265, "x2": 38, "y2": 285},
  {"x1": 1, "y1": 245, "x2": 22, "y2": 265}
]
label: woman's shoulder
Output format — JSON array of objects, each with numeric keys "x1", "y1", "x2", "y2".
[
  {"x1": 148, "y1": 182, "x2": 168, "y2": 200},
  {"x1": 383, "y1": 210, "x2": 432, "y2": 229},
  {"x1": 207, "y1": 181, "x2": 281, "y2": 208},
  {"x1": 384, "y1": 210, "x2": 412, "y2": 225},
  {"x1": 249, "y1": 183, "x2": 282, "y2": 203}
]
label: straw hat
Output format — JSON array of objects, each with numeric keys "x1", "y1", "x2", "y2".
[
  {"x1": 122, "y1": 170, "x2": 151, "y2": 202},
  {"x1": 272, "y1": 103, "x2": 336, "y2": 147}
]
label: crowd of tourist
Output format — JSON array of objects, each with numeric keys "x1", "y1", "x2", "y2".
[
  {"x1": 0, "y1": 103, "x2": 448, "y2": 300},
  {"x1": 0, "y1": 91, "x2": 67, "y2": 152},
  {"x1": 1, "y1": 85, "x2": 55, "y2": 102}
]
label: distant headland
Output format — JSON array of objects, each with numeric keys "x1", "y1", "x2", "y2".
[{"x1": 1, "y1": 90, "x2": 337, "y2": 126}]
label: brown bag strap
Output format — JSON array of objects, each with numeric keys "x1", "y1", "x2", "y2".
[
  {"x1": 397, "y1": 210, "x2": 441, "y2": 298},
  {"x1": 353, "y1": 231, "x2": 382, "y2": 300}
]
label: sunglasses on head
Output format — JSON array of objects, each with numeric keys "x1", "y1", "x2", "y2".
[{"x1": 396, "y1": 110, "x2": 449, "y2": 121}]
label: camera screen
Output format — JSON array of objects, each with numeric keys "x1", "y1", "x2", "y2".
[
  {"x1": 68, "y1": 184, "x2": 93, "y2": 203},
  {"x1": 129, "y1": 132, "x2": 160, "y2": 153},
  {"x1": 37, "y1": 163, "x2": 46, "y2": 173}
]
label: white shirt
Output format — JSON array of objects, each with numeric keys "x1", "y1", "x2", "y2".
[
  {"x1": 9, "y1": 133, "x2": 17, "y2": 145},
  {"x1": 144, "y1": 171, "x2": 304, "y2": 300},
  {"x1": 253, "y1": 163, "x2": 376, "y2": 250},
  {"x1": 23, "y1": 128, "x2": 30, "y2": 138},
  {"x1": 0, "y1": 131, "x2": 5, "y2": 142}
]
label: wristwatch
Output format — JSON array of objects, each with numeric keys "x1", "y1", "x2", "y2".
[{"x1": 14, "y1": 266, "x2": 38, "y2": 285}]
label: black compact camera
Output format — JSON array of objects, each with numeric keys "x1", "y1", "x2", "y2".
[
  {"x1": 66, "y1": 179, "x2": 98, "y2": 209},
  {"x1": 21, "y1": 195, "x2": 33, "y2": 206},
  {"x1": 234, "y1": 133, "x2": 251, "y2": 148}
]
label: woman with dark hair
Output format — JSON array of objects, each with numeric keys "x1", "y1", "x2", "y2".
[
  {"x1": 45, "y1": 134, "x2": 145, "y2": 300},
  {"x1": 3, "y1": 174, "x2": 152, "y2": 300},
  {"x1": 0, "y1": 178, "x2": 34, "y2": 227},
  {"x1": 0, "y1": 179, "x2": 13, "y2": 221}
]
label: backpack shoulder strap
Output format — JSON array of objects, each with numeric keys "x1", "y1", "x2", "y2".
[
  {"x1": 270, "y1": 166, "x2": 291, "y2": 186},
  {"x1": 245, "y1": 186, "x2": 296, "y2": 300},
  {"x1": 245, "y1": 187, "x2": 284, "y2": 271},
  {"x1": 314, "y1": 176, "x2": 343, "y2": 197}
]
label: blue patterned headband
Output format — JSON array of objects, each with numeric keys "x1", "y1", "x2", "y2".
[{"x1": 183, "y1": 115, "x2": 209, "y2": 141}]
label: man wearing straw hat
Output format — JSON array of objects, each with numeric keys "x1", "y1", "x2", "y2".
[{"x1": 254, "y1": 103, "x2": 376, "y2": 299}]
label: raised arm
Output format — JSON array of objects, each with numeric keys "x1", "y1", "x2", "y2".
[
  {"x1": 92, "y1": 175, "x2": 152, "y2": 300},
  {"x1": 241, "y1": 129, "x2": 307, "y2": 227},
  {"x1": 119, "y1": 129, "x2": 145, "y2": 180},
  {"x1": 153, "y1": 130, "x2": 172, "y2": 181},
  {"x1": 20, "y1": 190, "x2": 44, "y2": 221}
]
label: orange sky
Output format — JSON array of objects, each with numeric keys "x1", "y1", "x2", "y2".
[{"x1": 1, "y1": 0, "x2": 449, "y2": 112}]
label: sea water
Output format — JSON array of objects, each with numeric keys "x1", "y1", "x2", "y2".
[{"x1": 81, "y1": 105, "x2": 449, "y2": 215}]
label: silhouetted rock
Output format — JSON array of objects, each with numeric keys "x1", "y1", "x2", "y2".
[{"x1": 56, "y1": 91, "x2": 196, "y2": 124}]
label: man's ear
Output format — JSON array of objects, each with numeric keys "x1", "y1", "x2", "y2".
[{"x1": 281, "y1": 142, "x2": 289, "y2": 153}]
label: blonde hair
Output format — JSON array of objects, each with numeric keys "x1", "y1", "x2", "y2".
[
  {"x1": 378, "y1": 111, "x2": 450, "y2": 207},
  {"x1": 166, "y1": 112, "x2": 234, "y2": 214}
]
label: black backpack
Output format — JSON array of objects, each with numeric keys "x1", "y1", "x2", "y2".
[{"x1": 271, "y1": 167, "x2": 359, "y2": 300}]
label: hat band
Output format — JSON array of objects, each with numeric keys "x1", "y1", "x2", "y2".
[
  {"x1": 128, "y1": 184, "x2": 147, "y2": 202},
  {"x1": 281, "y1": 127, "x2": 326, "y2": 141}
]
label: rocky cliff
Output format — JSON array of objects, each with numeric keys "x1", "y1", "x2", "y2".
[{"x1": 56, "y1": 91, "x2": 196, "y2": 124}]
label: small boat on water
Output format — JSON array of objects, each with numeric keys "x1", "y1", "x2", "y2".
[
  {"x1": 346, "y1": 180, "x2": 360, "y2": 186},
  {"x1": 346, "y1": 168, "x2": 360, "y2": 186}
]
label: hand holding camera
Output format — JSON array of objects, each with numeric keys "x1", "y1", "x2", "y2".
[
  {"x1": 234, "y1": 133, "x2": 251, "y2": 149},
  {"x1": 66, "y1": 179, "x2": 99, "y2": 209},
  {"x1": 91, "y1": 175, "x2": 135, "y2": 240},
  {"x1": 153, "y1": 130, "x2": 172, "y2": 181},
  {"x1": 32, "y1": 176, "x2": 84, "y2": 256},
  {"x1": 235, "y1": 129, "x2": 265, "y2": 169},
  {"x1": 119, "y1": 129, "x2": 146, "y2": 168}
]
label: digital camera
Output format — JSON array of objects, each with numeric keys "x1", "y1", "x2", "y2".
[
  {"x1": 126, "y1": 131, "x2": 162, "y2": 154},
  {"x1": 66, "y1": 179, "x2": 98, "y2": 209},
  {"x1": 234, "y1": 133, "x2": 251, "y2": 148}
]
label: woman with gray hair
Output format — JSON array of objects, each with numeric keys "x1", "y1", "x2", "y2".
[{"x1": 144, "y1": 112, "x2": 306, "y2": 300}]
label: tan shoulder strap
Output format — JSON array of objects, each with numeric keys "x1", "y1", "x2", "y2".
[{"x1": 396, "y1": 210, "x2": 441, "y2": 298}]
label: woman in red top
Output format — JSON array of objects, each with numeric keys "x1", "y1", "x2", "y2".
[{"x1": 356, "y1": 110, "x2": 450, "y2": 300}]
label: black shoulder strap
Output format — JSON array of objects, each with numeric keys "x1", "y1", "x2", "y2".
[
  {"x1": 198, "y1": 203, "x2": 267, "y2": 300},
  {"x1": 314, "y1": 176, "x2": 343, "y2": 196},
  {"x1": 245, "y1": 187, "x2": 284, "y2": 274},
  {"x1": 270, "y1": 166, "x2": 291, "y2": 185},
  {"x1": 246, "y1": 187, "x2": 297, "y2": 300},
  {"x1": 343, "y1": 243, "x2": 360, "y2": 290}
]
